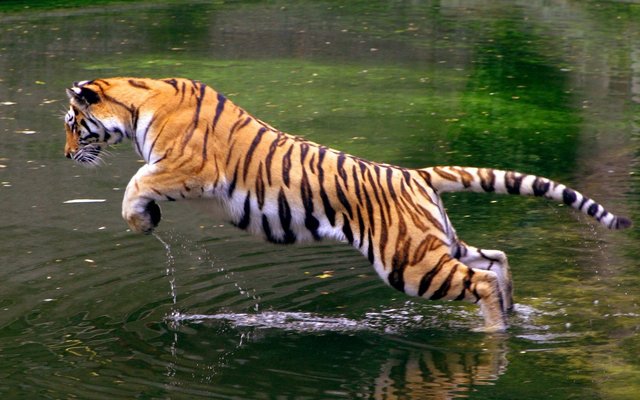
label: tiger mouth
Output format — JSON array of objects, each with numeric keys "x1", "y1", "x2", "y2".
[{"x1": 71, "y1": 143, "x2": 105, "y2": 166}]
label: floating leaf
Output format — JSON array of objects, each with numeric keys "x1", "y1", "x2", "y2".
[{"x1": 315, "y1": 270, "x2": 334, "y2": 279}]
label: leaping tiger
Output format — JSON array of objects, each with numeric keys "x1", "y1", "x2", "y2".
[{"x1": 63, "y1": 77, "x2": 632, "y2": 332}]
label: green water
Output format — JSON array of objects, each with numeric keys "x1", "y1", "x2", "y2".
[{"x1": 0, "y1": 1, "x2": 639, "y2": 398}]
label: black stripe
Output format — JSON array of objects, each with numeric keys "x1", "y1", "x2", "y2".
[
  {"x1": 317, "y1": 147, "x2": 327, "y2": 172},
  {"x1": 300, "y1": 143, "x2": 310, "y2": 164},
  {"x1": 309, "y1": 153, "x2": 316, "y2": 174},
  {"x1": 229, "y1": 116, "x2": 252, "y2": 140},
  {"x1": 418, "y1": 254, "x2": 448, "y2": 297},
  {"x1": 452, "y1": 244, "x2": 463, "y2": 260},
  {"x1": 162, "y1": 78, "x2": 179, "y2": 93},
  {"x1": 388, "y1": 270, "x2": 404, "y2": 293},
  {"x1": 277, "y1": 189, "x2": 296, "y2": 244},
  {"x1": 563, "y1": 188, "x2": 577, "y2": 205},
  {"x1": 227, "y1": 163, "x2": 239, "y2": 197},
  {"x1": 190, "y1": 79, "x2": 200, "y2": 96},
  {"x1": 379, "y1": 217, "x2": 388, "y2": 265},
  {"x1": 101, "y1": 93, "x2": 135, "y2": 115},
  {"x1": 598, "y1": 210, "x2": 608, "y2": 222},
  {"x1": 373, "y1": 167, "x2": 392, "y2": 225},
  {"x1": 317, "y1": 148, "x2": 336, "y2": 226},
  {"x1": 79, "y1": 119, "x2": 97, "y2": 138},
  {"x1": 342, "y1": 214, "x2": 354, "y2": 244},
  {"x1": 362, "y1": 186, "x2": 375, "y2": 233},
  {"x1": 532, "y1": 177, "x2": 550, "y2": 196},
  {"x1": 262, "y1": 215, "x2": 275, "y2": 242},
  {"x1": 430, "y1": 264, "x2": 458, "y2": 300},
  {"x1": 181, "y1": 83, "x2": 206, "y2": 148},
  {"x1": 358, "y1": 160, "x2": 368, "y2": 177},
  {"x1": 455, "y1": 268, "x2": 474, "y2": 301},
  {"x1": 480, "y1": 168, "x2": 496, "y2": 192},
  {"x1": 152, "y1": 150, "x2": 169, "y2": 165},
  {"x1": 139, "y1": 114, "x2": 157, "y2": 154},
  {"x1": 200, "y1": 126, "x2": 211, "y2": 167},
  {"x1": 352, "y1": 165, "x2": 363, "y2": 205},
  {"x1": 128, "y1": 79, "x2": 150, "y2": 90},
  {"x1": 78, "y1": 87, "x2": 100, "y2": 104},
  {"x1": 243, "y1": 127, "x2": 267, "y2": 182},
  {"x1": 367, "y1": 230, "x2": 375, "y2": 264},
  {"x1": 264, "y1": 133, "x2": 281, "y2": 185},
  {"x1": 505, "y1": 171, "x2": 523, "y2": 195},
  {"x1": 579, "y1": 196, "x2": 589, "y2": 210},
  {"x1": 319, "y1": 189, "x2": 336, "y2": 226},
  {"x1": 386, "y1": 168, "x2": 397, "y2": 200},
  {"x1": 587, "y1": 203, "x2": 599, "y2": 217},
  {"x1": 255, "y1": 163, "x2": 265, "y2": 209},
  {"x1": 130, "y1": 107, "x2": 142, "y2": 155},
  {"x1": 388, "y1": 240, "x2": 410, "y2": 293},
  {"x1": 301, "y1": 170, "x2": 321, "y2": 240},
  {"x1": 356, "y1": 207, "x2": 366, "y2": 248},
  {"x1": 334, "y1": 176, "x2": 353, "y2": 219},
  {"x1": 282, "y1": 145, "x2": 293, "y2": 188},
  {"x1": 236, "y1": 193, "x2": 252, "y2": 230},
  {"x1": 401, "y1": 169, "x2": 413, "y2": 189},
  {"x1": 179, "y1": 81, "x2": 187, "y2": 104},
  {"x1": 337, "y1": 152, "x2": 348, "y2": 189},
  {"x1": 146, "y1": 116, "x2": 168, "y2": 158},
  {"x1": 212, "y1": 93, "x2": 226, "y2": 129},
  {"x1": 419, "y1": 169, "x2": 432, "y2": 187}
]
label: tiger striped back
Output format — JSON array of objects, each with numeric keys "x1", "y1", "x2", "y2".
[{"x1": 64, "y1": 77, "x2": 632, "y2": 332}]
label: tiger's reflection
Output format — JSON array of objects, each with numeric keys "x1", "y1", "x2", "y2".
[
  {"x1": 165, "y1": 312, "x2": 509, "y2": 397},
  {"x1": 372, "y1": 340, "x2": 508, "y2": 399}
]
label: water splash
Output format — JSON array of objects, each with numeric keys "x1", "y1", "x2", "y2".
[
  {"x1": 163, "y1": 301, "x2": 470, "y2": 335},
  {"x1": 167, "y1": 310, "x2": 365, "y2": 333},
  {"x1": 153, "y1": 232, "x2": 177, "y2": 306},
  {"x1": 153, "y1": 231, "x2": 261, "y2": 317}
]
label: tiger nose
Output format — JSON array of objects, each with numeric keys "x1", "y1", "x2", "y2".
[{"x1": 65, "y1": 150, "x2": 74, "y2": 159}]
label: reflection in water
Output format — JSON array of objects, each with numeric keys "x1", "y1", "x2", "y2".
[
  {"x1": 374, "y1": 342, "x2": 507, "y2": 400},
  {"x1": 166, "y1": 309, "x2": 508, "y2": 399}
]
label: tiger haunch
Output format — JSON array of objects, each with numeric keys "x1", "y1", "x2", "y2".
[{"x1": 64, "y1": 77, "x2": 632, "y2": 332}]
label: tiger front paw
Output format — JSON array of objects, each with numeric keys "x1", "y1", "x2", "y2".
[{"x1": 123, "y1": 200, "x2": 162, "y2": 234}]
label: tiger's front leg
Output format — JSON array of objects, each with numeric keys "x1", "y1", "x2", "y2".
[
  {"x1": 122, "y1": 165, "x2": 163, "y2": 233},
  {"x1": 122, "y1": 193, "x2": 161, "y2": 234},
  {"x1": 122, "y1": 164, "x2": 200, "y2": 234}
]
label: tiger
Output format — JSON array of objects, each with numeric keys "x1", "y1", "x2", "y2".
[{"x1": 63, "y1": 77, "x2": 632, "y2": 332}]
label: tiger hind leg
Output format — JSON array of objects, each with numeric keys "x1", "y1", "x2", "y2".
[
  {"x1": 455, "y1": 243, "x2": 513, "y2": 312},
  {"x1": 408, "y1": 255, "x2": 507, "y2": 332}
]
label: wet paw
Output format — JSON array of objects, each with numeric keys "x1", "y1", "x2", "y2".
[{"x1": 123, "y1": 200, "x2": 162, "y2": 234}]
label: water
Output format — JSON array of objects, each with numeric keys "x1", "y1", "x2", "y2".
[{"x1": 1, "y1": 1, "x2": 639, "y2": 398}]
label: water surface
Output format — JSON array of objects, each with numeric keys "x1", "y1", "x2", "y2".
[{"x1": 0, "y1": 1, "x2": 639, "y2": 398}]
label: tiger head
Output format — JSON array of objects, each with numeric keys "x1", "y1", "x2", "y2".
[{"x1": 64, "y1": 80, "x2": 128, "y2": 166}]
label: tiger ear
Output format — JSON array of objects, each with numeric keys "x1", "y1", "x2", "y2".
[{"x1": 66, "y1": 86, "x2": 100, "y2": 108}]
